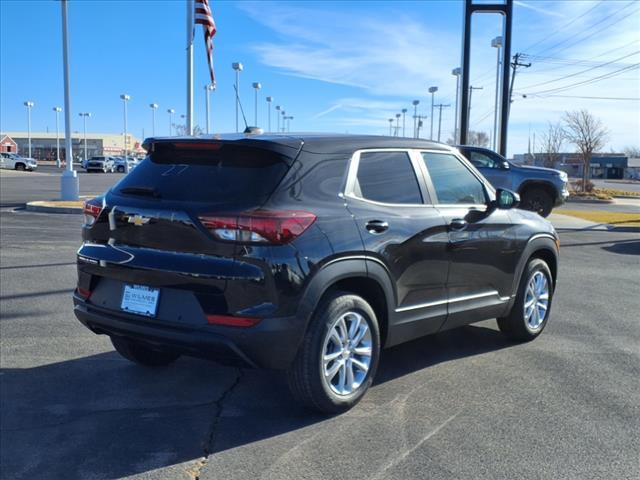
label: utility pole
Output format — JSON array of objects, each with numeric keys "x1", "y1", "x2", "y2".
[
  {"x1": 468, "y1": 85, "x2": 483, "y2": 130},
  {"x1": 508, "y1": 53, "x2": 531, "y2": 122},
  {"x1": 388, "y1": 118, "x2": 394, "y2": 136},
  {"x1": 434, "y1": 104, "x2": 451, "y2": 142}
]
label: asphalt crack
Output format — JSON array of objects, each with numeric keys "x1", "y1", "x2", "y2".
[{"x1": 187, "y1": 367, "x2": 244, "y2": 480}]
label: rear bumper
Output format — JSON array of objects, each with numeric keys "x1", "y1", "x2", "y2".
[{"x1": 73, "y1": 294, "x2": 304, "y2": 369}]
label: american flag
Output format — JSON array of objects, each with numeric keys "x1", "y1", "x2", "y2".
[{"x1": 195, "y1": 0, "x2": 216, "y2": 84}]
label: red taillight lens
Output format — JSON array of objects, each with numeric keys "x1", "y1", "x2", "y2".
[
  {"x1": 199, "y1": 210, "x2": 316, "y2": 244},
  {"x1": 76, "y1": 287, "x2": 92, "y2": 299},
  {"x1": 83, "y1": 198, "x2": 103, "y2": 227},
  {"x1": 206, "y1": 315, "x2": 261, "y2": 327}
]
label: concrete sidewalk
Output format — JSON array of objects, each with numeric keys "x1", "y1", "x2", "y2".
[{"x1": 549, "y1": 213, "x2": 610, "y2": 231}]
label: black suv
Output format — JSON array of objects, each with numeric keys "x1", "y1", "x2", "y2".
[{"x1": 74, "y1": 134, "x2": 559, "y2": 413}]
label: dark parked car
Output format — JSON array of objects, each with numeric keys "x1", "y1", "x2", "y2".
[
  {"x1": 457, "y1": 146, "x2": 569, "y2": 217},
  {"x1": 74, "y1": 134, "x2": 559, "y2": 413}
]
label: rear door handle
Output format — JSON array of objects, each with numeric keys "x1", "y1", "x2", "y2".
[
  {"x1": 366, "y1": 220, "x2": 389, "y2": 234},
  {"x1": 449, "y1": 218, "x2": 467, "y2": 231}
]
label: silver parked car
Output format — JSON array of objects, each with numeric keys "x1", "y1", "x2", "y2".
[
  {"x1": 0, "y1": 152, "x2": 38, "y2": 171},
  {"x1": 85, "y1": 156, "x2": 116, "y2": 173}
]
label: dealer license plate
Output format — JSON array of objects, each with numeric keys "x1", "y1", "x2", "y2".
[{"x1": 121, "y1": 284, "x2": 160, "y2": 317}]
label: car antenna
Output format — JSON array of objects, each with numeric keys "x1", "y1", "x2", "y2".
[{"x1": 233, "y1": 84, "x2": 250, "y2": 131}]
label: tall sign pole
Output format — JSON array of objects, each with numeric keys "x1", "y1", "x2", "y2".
[
  {"x1": 186, "y1": 0, "x2": 194, "y2": 135},
  {"x1": 60, "y1": 0, "x2": 79, "y2": 200}
]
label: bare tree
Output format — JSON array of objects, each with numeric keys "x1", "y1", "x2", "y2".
[
  {"x1": 563, "y1": 110, "x2": 608, "y2": 191},
  {"x1": 623, "y1": 145, "x2": 640, "y2": 158},
  {"x1": 173, "y1": 124, "x2": 204, "y2": 136},
  {"x1": 467, "y1": 130, "x2": 490, "y2": 147},
  {"x1": 538, "y1": 121, "x2": 565, "y2": 168}
]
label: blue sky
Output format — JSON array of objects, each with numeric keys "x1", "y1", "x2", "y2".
[{"x1": 1, "y1": 0, "x2": 638, "y2": 156}]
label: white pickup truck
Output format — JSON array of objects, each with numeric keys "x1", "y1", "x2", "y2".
[{"x1": 0, "y1": 152, "x2": 38, "y2": 171}]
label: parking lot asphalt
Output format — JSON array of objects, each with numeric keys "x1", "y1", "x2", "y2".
[{"x1": 1, "y1": 171, "x2": 639, "y2": 480}]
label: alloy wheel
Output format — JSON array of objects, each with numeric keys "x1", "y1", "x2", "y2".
[
  {"x1": 524, "y1": 271, "x2": 549, "y2": 330},
  {"x1": 321, "y1": 311, "x2": 372, "y2": 396}
]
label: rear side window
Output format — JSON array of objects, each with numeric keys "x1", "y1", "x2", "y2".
[
  {"x1": 114, "y1": 142, "x2": 290, "y2": 203},
  {"x1": 422, "y1": 152, "x2": 486, "y2": 205},
  {"x1": 355, "y1": 151, "x2": 422, "y2": 204}
]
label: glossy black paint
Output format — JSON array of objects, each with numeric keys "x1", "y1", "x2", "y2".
[{"x1": 74, "y1": 134, "x2": 559, "y2": 369}]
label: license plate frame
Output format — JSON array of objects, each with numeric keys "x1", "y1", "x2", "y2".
[{"x1": 120, "y1": 284, "x2": 160, "y2": 318}]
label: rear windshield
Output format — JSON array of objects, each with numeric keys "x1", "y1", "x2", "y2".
[{"x1": 113, "y1": 142, "x2": 291, "y2": 203}]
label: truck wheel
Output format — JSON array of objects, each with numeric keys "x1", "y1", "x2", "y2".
[
  {"x1": 287, "y1": 291, "x2": 380, "y2": 414},
  {"x1": 521, "y1": 187, "x2": 553, "y2": 217},
  {"x1": 15, "y1": 163, "x2": 25, "y2": 171},
  {"x1": 111, "y1": 336, "x2": 180, "y2": 367},
  {"x1": 117, "y1": 166, "x2": 124, "y2": 173},
  {"x1": 497, "y1": 258, "x2": 553, "y2": 342}
]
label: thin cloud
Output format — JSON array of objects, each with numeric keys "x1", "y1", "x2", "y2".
[
  {"x1": 514, "y1": 1, "x2": 565, "y2": 18},
  {"x1": 312, "y1": 104, "x2": 343, "y2": 119}
]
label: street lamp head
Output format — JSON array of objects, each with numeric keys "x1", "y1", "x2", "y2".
[
  {"x1": 395, "y1": 113, "x2": 401, "y2": 119},
  {"x1": 206, "y1": 84, "x2": 216, "y2": 91},
  {"x1": 120, "y1": 94, "x2": 130, "y2": 101},
  {"x1": 402, "y1": 108, "x2": 408, "y2": 113},
  {"x1": 266, "y1": 96, "x2": 273, "y2": 102},
  {"x1": 24, "y1": 101, "x2": 34, "y2": 107},
  {"x1": 491, "y1": 36, "x2": 503, "y2": 48},
  {"x1": 232, "y1": 62, "x2": 243, "y2": 71},
  {"x1": 53, "y1": 107, "x2": 62, "y2": 112},
  {"x1": 150, "y1": 103, "x2": 159, "y2": 109},
  {"x1": 428, "y1": 86, "x2": 438, "y2": 94},
  {"x1": 275, "y1": 105, "x2": 281, "y2": 111},
  {"x1": 452, "y1": 67, "x2": 461, "y2": 76},
  {"x1": 412, "y1": 100, "x2": 420, "y2": 106},
  {"x1": 388, "y1": 118, "x2": 393, "y2": 123},
  {"x1": 252, "y1": 82, "x2": 262, "y2": 90},
  {"x1": 167, "y1": 108, "x2": 175, "y2": 114}
]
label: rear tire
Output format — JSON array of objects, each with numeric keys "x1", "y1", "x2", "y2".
[
  {"x1": 117, "y1": 166, "x2": 124, "y2": 173},
  {"x1": 110, "y1": 336, "x2": 180, "y2": 367},
  {"x1": 521, "y1": 187, "x2": 553, "y2": 217},
  {"x1": 15, "y1": 163, "x2": 25, "y2": 171},
  {"x1": 497, "y1": 258, "x2": 553, "y2": 342},
  {"x1": 287, "y1": 291, "x2": 380, "y2": 414}
]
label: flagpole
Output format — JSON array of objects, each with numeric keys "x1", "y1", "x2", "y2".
[
  {"x1": 186, "y1": 0, "x2": 194, "y2": 136},
  {"x1": 60, "y1": 0, "x2": 79, "y2": 200}
]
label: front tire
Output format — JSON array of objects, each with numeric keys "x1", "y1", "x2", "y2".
[
  {"x1": 111, "y1": 336, "x2": 180, "y2": 367},
  {"x1": 287, "y1": 291, "x2": 380, "y2": 414},
  {"x1": 498, "y1": 258, "x2": 553, "y2": 341},
  {"x1": 521, "y1": 187, "x2": 553, "y2": 217},
  {"x1": 15, "y1": 163, "x2": 25, "y2": 171}
]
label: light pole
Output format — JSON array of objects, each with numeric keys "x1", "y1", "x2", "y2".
[
  {"x1": 78, "y1": 112, "x2": 91, "y2": 162},
  {"x1": 284, "y1": 115, "x2": 293, "y2": 132},
  {"x1": 149, "y1": 103, "x2": 158, "y2": 136},
  {"x1": 266, "y1": 96, "x2": 273, "y2": 132},
  {"x1": 252, "y1": 82, "x2": 261, "y2": 126},
  {"x1": 452, "y1": 68, "x2": 461, "y2": 143},
  {"x1": 167, "y1": 109, "x2": 175, "y2": 135},
  {"x1": 412, "y1": 100, "x2": 419, "y2": 138},
  {"x1": 435, "y1": 104, "x2": 451, "y2": 142},
  {"x1": 205, "y1": 84, "x2": 215, "y2": 134},
  {"x1": 401, "y1": 108, "x2": 407, "y2": 137},
  {"x1": 120, "y1": 94, "x2": 130, "y2": 160},
  {"x1": 275, "y1": 105, "x2": 281, "y2": 133},
  {"x1": 232, "y1": 62, "x2": 243, "y2": 132},
  {"x1": 428, "y1": 86, "x2": 438, "y2": 140},
  {"x1": 23, "y1": 101, "x2": 34, "y2": 158},
  {"x1": 60, "y1": 0, "x2": 78, "y2": 200},
  {"x1": 281, "y1": 110, "x2": 286, "y2": 133},
  {"x1": 395, "y1": 113, "x2": 401, "y2": 137},
  {"x1": 388, "y1": 118, "x2": 394, "y2": 136},
  {"x1": 491, "y1": 36, "x2": 503, "y2": 151},
  {"x1": 53, "y1": 107, "x2": 62, "y2": 167}
]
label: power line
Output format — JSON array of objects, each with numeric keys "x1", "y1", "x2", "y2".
[
  {"x1": 519, "y1": 50, "x2": 640, "y2": 90},
  {"x1": 522, "y1": 0, "x2": 605, "y2": 54},
  {"x1": 521, "y1": 94, "x2": 640, "y2": 101},
  {"x1": 523, "y1": 63, "x2": 640, "y2": 96},
  {"x1": 530, "y1": 2, "x2": 640, "y2": 58}
]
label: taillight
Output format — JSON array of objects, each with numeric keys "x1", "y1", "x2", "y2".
[
  {"x1": 76, "y1": 287, "x2": 92, "y2": 300},
  {"x1": 198, "y1": 209, "x2": 316, "y2": 244},
  {"x1": 83, "y1": 197, "x2": 103, "y2": 227}
]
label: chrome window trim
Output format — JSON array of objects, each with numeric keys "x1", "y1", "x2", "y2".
[{"x1": 343, "y1": 148, "x2": 433, "y2": 207}]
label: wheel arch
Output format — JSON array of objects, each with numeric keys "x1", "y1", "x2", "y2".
[
  {"x1": 518, "y1": 180, "x2": 558, "y2": 202},
  {"x1": 296, "y1": 258, "x2": 396, "y2": 348}
]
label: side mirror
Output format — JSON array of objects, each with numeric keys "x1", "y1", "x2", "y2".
[
  {"x1": 496, "y1": 188, "x2": 519, "y2": 209},
  {"x1": 500, "y1": 161, "x2": 510, "y2": 170}
]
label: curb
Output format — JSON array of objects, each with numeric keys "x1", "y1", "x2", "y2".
[
  {"x1": 26, "y1": 201, "x2": 83, "y2": 214},
  {"x1": 566, "y1": 197, "x2": 614, "y2": 204}
]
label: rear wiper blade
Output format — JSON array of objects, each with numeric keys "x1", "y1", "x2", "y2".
[{"x1": 119, "y1": 186, "x2": 161, "y2": 198}]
